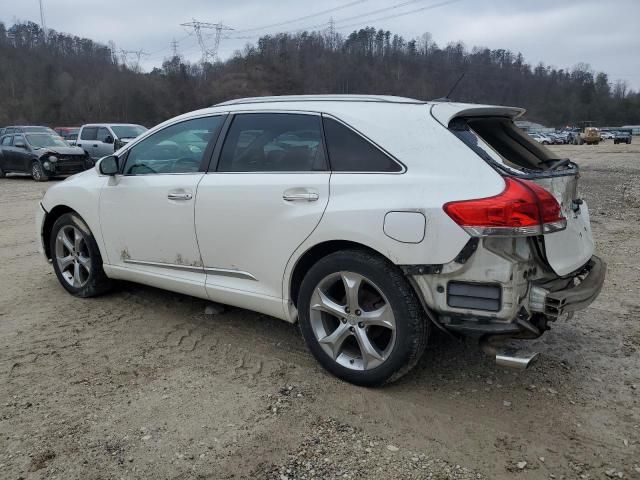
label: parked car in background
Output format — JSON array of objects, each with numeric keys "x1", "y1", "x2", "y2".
[
  {"x1": 0, "y1": 132, "x2": 92, "y2": 181},
  {"x1": 76, "y1": 123, "x2": 147, "y2": 159},
  {"x1": 613, "y1": 130, "x2": 632, "y2": 144},
  {"x1": 529, "y1": 133, "x2": 552, "y2": 145},
  {"x1": 2, "y1": 125, "x2": 58, "y2": 136},
  {"x1": 600, "y1": 130, "x2": 615, "y2": 140},
  {"x1": 37, "y1": 95, "x2": 605, "y2": 386},
  {"x1": 54, "y1": 127, "x2": 81, "y2": 146}
]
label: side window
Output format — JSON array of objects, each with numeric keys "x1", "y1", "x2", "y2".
[
  {"x1": 13, "y1": 134, "x2": 26, "y2": 146},
  {"x1": 97, "y1": 127, "x2": 112, "y2": 142},
  {"x1": 323, "y1": 117, "x2": 401, "y2": 172},
  {"x1": 218, "y1": 113, "x2": 326, "y2": 172},
  {"x1": 81, "y1": 127, "x2": 97, "y2": 141},
  {"x1": 123, "y1": 116, "x2": 223, "y2": 175},
  {"x1": 5, "y1": 128, "x2": 15, "y2": 135},
  {"x1": 1, "y1": 135, "x2": 12, "y2": 146}
]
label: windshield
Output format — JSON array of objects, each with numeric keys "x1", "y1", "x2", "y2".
[
  {"x1": 111, "y1": 125, "x2": 147, "y2": 139},
  {"x1": 26, "y1": 134, "x2": 69, "y2": 148}
]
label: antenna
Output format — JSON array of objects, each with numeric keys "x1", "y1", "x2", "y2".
[
  {"x1": 39, "y1": 0, "x2": 47, "y2": 43},
  {"x1": 445, "y1": 71, "x2": 466, "y2": 99},
  {"x1": 434, "y1": 71, "x2": 467, "y2": 102}
]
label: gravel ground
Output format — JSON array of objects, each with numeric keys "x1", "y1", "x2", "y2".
[{"x1": 0, "y1": 142, "x2": 639, "y2": 479}]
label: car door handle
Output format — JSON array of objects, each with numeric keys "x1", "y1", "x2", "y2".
[
  {"x1": 168, "y1": 192, "x2": 193, "y2": 201},
  {"x1": 92, "y1": 144, "x2": 98, "y2": 147},
  {"x1": 283, "y1": 190, "x2": 320, "y2": 202}
]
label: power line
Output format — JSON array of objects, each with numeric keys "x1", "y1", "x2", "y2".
[
  {"x1": 39, "y1": 0, "x2": 47, "y2": 43},
  {"x1": 230, "y1": 0, "x2": 449, "y2": 40},
  {"x1": 334, "y1": 0, "x2": 462, "y2": 31},
  {"x1": 234, "y1": 0, "x2": 367, "y2": 34}
]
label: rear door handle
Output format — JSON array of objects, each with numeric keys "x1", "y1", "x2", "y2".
[
  {"x1": 283, "y1": 189, "x2": 319, "y2": 202},
  {"x1": 168, "y1": 192, "x2": 193, "y2": 201}
]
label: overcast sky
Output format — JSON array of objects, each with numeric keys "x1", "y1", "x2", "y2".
[{"x1": 3, "y1": 0, "x2": 639, "y2": 89}]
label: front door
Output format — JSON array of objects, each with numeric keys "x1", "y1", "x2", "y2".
[
  {"x1": 195, "y1": 112, "x2": 330, "y2": 317},
  {"x1": 99, "y1": 115, "x2": 226, "y2": 298},
  {"x1": 12, "y1": 134, "x2": 32, "y2": 172},
  {"x1": 95, "y1": 127, "x2": 115, "y2": 158}
]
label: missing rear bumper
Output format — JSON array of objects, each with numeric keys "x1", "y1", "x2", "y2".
[{"x1": 531, "y1": 256, "x2": 606, "y2": 318}]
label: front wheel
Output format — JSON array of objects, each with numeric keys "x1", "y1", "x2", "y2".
[
  {"x1": 50, "y1": 213, "x2": 112, "y2": 297},
  {"x1": 297, "y1": 249, "x2": 429, "y2": 386},
  {"x1": 31, "y1": 161, "x2": 49, "y2": 182}
]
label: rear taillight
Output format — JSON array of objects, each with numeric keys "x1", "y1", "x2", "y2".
[{"x1": 443, "y1": 177, "x2": 566, "y2": 237}]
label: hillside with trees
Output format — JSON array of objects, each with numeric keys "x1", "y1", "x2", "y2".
[{"x1": 0, "y1": 21, "x2": 638, "y2": 128}]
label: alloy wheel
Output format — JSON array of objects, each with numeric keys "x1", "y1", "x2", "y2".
[
  {"x1": 309, "y1": 271, "x2": 396, "y2": 371},
  {"x1": 32, "y1": 163, "x2": 41, "y2": 180},
  {"x1": 55, "y1": 225, "x2": 92, "y2": 288}
]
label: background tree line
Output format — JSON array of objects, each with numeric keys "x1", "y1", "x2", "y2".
[{"x1": 0, "y1": 21, "x2": 638, "y2": 128}]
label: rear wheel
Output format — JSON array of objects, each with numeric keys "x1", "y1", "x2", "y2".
[
  {"x1": 297, "y1": 249, "x2": 428, "y2": 386},
  {"x1": 0, "y1": 164, "x2": 5, "y2": 178},
  {"x1": 50, "y1": 213, "x2": 112, "y2": 297},
  {"x1": 31, "y1": 161, "x2": 49, "y2": 182}
]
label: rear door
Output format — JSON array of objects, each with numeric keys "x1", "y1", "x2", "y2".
[
  {"x1": 77, "y1": 127, "x2": 98, "y2": 158},
  {"x1": 0, "y1": 135, "x2": 15, "y2": 170},
  {"x1": 195, "y1": 112, "x2": 330, "y2": 316}
]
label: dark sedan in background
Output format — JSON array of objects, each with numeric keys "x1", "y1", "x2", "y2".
[{"x1": 0, "y1": 131, "x2": 93, "y2": 181}]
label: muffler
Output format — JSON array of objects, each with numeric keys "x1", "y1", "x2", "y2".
[
  {"x1": 495, "y1": 348, "x2": 539, "y2": 369},
  {"x1": 480, "y1": 335, "x2": 540, "y2": 370}
]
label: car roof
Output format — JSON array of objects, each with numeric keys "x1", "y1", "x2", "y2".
[
  {"x1": 81, "y1": 123, "x2": 143, "y2": 127},
  {"x1": 214, "y1": 94, "x2": 428, "y2": 106}
]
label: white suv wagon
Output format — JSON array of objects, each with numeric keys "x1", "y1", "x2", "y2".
[{"x1": 37, "y1": 95, "x2": 605, "y2": 386}]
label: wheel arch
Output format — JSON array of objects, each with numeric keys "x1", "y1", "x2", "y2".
[
  {"x1": 43, "y1": 206, "x2": 101, "y2": 260},
  {"x1": 288, "y1": 240, "x2": 395, "y2": 309}
]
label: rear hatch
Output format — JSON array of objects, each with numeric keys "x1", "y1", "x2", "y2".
[{"x1": 431, "y1": 103, "x2": 593, "y2": 276}]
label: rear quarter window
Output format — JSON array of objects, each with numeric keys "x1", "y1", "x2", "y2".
[{"x1": 322, "y1": 117, "x2": 401, "y2": 172}]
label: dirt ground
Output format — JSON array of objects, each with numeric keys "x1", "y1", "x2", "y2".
[{"x1": 1, "y1": 142, "x2": 639, "y2": 480}]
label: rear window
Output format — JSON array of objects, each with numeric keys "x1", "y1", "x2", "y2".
[
  {"x1": 81, "y1": 127, "x2": 98, "y2": 140},
  {"x1": 323, "y1": 117, "x2": 401, "y2": 172},
  {"x1": 450, "y1": 117, "x2": 567, "y2": 173}
]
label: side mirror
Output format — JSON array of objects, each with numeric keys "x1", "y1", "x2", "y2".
[
  {"x1": 14, "y1": 141, "x2": 26, "y2": 149},
  {"x1": 99, "y1": 155, "x2": 119, "y2": 176},
  {"x1": 104, "y1": 135, "x2": 114, "y2": 144}
]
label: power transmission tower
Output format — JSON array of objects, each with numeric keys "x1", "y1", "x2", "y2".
[
  {"x1": 39, "y1": 0, "x2": 47, "y2": 43},
  {"x1": 328, "y1": 17, "x2": 336, "y2": 49},
  {"x1": 119, "y1": 49, "x2": 148, "y2": 70},
  {"x1": 170, "y1": 38, "x2": 180, "y2": 58},
  {"x1": 180, "y1": 19, "x2": 233, "y2": 63}
]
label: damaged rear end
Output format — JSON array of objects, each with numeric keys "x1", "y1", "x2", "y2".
[{"x1": 412, "y1": 103, "x2": 606, "y2": 368}]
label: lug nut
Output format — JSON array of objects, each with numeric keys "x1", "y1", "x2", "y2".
[
  {"x1": 349, "y1": 326, "x2": 355, "y2": 332},
  {"x1": 345, "y1": 307, "x2": 350, "y2": 314},
  {"x1": 358, "y1": 322, "x2": 364, "y2": 328},
  {"x1": 341, "y1": 318, "x2": 347, "y2": 324},
  {"x1": 355, "y1": 309, "x2": 361, "y2": 316}
]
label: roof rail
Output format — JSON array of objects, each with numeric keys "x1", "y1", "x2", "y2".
[{"x1": 214, "y1": 94, "x2": 427, "y2": 107}]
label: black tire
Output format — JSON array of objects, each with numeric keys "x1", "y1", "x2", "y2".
[
  {"x1": 628, "y1": 139, "x2": 632, "y2": 145},
  {"x1": 50, "y1": 213, "x2": 112, "y2": 298},
  {"x1": 0, "y1": 164, "x2": 5, "y2": 178},
  {"x1": 297, "y1": 249, "x2": 429, "y2": 387},
  {"x1": 31, "y1": 161, "x2": 49, "y2": 182}
]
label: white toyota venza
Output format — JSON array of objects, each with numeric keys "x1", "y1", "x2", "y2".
[{"x1": 37, "y1": 95, "x2": 606, "y2": 386}]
